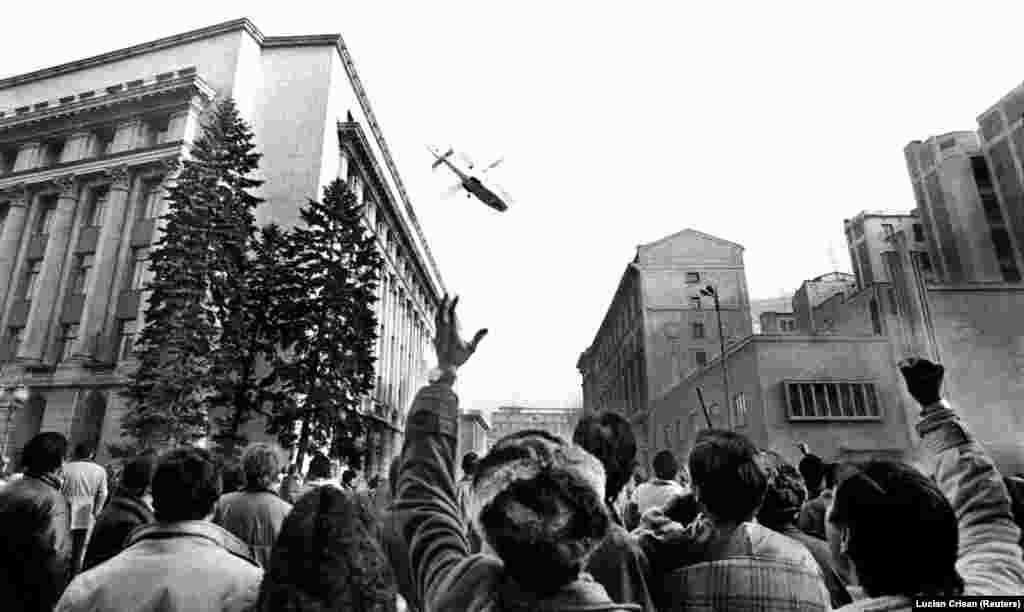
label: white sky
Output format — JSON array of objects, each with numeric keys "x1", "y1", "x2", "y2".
[{"x1": 3, "y1": 3, "x2": 1023, "y2": 416}]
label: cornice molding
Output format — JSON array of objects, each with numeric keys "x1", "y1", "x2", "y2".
[
  {"x1": 53, "y1": 173, "x2": 77, "y2": 194},
  {"x1": 0, "y1": 182, "x2": 30, "y2": 204},
  {"x1": 104, "y1": 164, "x2": 131, "y2": 188},
  {"x1": 0, "y1": 142, "x2": 183, "y2": 191}
]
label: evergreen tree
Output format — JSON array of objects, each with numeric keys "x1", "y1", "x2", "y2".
[
  {"x1": 122, "y1": 98, "x2": 263, "y2": 450},
  {"x1": 266, "y1": 179, "x2": 383, "y2": 465}
]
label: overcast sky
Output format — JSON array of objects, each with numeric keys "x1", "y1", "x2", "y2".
[{"x1": 3, "y1": 3, "x2": 1023, "y2": 415}]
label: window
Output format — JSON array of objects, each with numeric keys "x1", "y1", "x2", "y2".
[
  {"x1": 71, "y1": 255, "x2": 94, "y2": 295},
  {"x1": 695, "y1": 350, "x2": 707, "y2": 368},
  {"x1": 93, "y1": 127, "x2": 116, "y2": 157},
  {"x1": 41, "y1": 140, "x2": 65, "y2": 167},
  {"x1": 881, "y1": 223, "x2": 895, "y2": 238},
  {"x1": 130, "y1": 248, "x2": 149, "y2": 290},
  {"x1": 0, "y1": 148, "x2": 16, "y2": 174},
  {"x1": 692, "y1": 322, "x2": 705, "y2": 339},
  {"x1": 869, "y1": 298, "x2": 882, "y2": 335},
  {"x1": 34, "y1": 199, "x2": 56, "y2": 236},
  {"x1": 117, "y1": 320, "x2": 138, "y2": 361},
  {"x1": 919, "y1": 252, "x2": 934, "y2": 273},
  {"x1": 0, "y1": 203, "x2": 8, "y2": 236},
  {"x1": 139, "y1": 180, "x2": 163, "y2": 219},
  {"x1": 733, "y1": 393, "x2": 749, "y2": 427},
  {"x1": 86, "y1": 186, "x2": 108, "y2": 227},
  {"x1": 785, "y1": 381, "x2": 881, "y2": 420},
  {"x1": 686, "y1": 272, "x2": 700, "y2": 284},
  {"x1": 912, "y1": 223, "x2": 925, "y2": 243},
  {"x1": 145, "y1": 116, "x2": 171, "y2": 146},
  {"x1": 21, "y1": 260, "x2": 42, "y2": 300},
  {"x1": 690, "y1": 297, "x2": 702, "y2": 310},
  {"x1": 663, "y1": 425, "x2": 670, "y2": 448},
  {"x1": 6, "y1": 327, "x2": 23, "y2": 359},
  {"x1": 350, "y1": 174, "x2": 363, "y2": 202},
  {"x1": 56, "y1": 324, "x2": 78, "y2": 363}
]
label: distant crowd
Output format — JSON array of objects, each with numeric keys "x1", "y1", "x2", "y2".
[{"x1": 1, "y1": 295, "x2": 1023, "y2": 611}]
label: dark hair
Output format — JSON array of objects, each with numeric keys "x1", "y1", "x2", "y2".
[
  {"x1": 387, "y1": 457, "x2": 400, "y2": 498},
  {"x1": 829, "y1": 460, "x2": 963, "y2": 597},
  {"x1": 222, "y1": 461, "x2": 245, "y2": 494},
  {"x1": 461, "y1": 452, "x2": 479, "y2": 475},
  {"x1": 653, "y1": 450, "x2": 679, "y2": 480},
  {"x1": 757, "y1": 456, "x2": 807, "y2": 531},
  {"x1": 151, "y1": 447, "x2": 222, "y2": 523},
  {"x1": 799, "y1": 454, "x2": 826, "y2": 492},
  {"x1": 573, "y1": 412, "x2": 636, "y2": 503},
  {"x1": 341, "y1": 470, "x2": 357, "y2": 486},
  {"x1": 22, "y1": 432, "x2": 67, "y2": 476},
  {"x1": 287, "y1": 464, "x2": 299, "y2": 477},
  {"x1": 258, "y1": 486, "x2": 397, "y2": 612},
  {"x1": 308, "y1": 454, "x2": 332, "y2": 481},
  {"x1": 479, "y1": 469, "x2": 609, "y2": 596},
  {"x1": 823, "y1": 462, "x2": 839, "y2": 490},
  {"x1": 663, "y1": 492, "x2": 700, "y2": 527},
  {"x1": 367, "y1": 475, "x2": 381, "y2": 490},
  {"x1": 72, "y1": 443, "x2": 94, "y2": 461},
  {"x1": 688, "y1": 429, "x2": 766, "y2": 523},
  {"x1": 243, "y1": 443, "x2": 282, "y2": 490},
  {"x1": 120, "y1": 452, "x2": 158, "y2": 496}
]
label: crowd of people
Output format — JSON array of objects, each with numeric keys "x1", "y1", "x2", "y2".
[{"x1": 1, "y1": 294, "x2": 1023, "y2": 611}]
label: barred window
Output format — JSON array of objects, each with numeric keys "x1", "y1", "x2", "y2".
[
  {"x1": 733, "y1": 393, "x2": 749, "y2": 427},
  {"x1": 785, "y1": 381, "x2": 881, "y2": 420}
]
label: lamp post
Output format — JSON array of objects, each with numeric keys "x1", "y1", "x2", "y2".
[
  {"x1": 700, "y1": 286, "x2": 729, "y2": 427},
  {"x1": 0, "y1": 384, "x2": 29, "y2": 463}
]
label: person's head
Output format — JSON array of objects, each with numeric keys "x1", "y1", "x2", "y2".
[
  {"x1": 461, "y1": 452, "x2": 479, "y2": 477},
  {"x1": 258, "y1": 486, "x2": 397, "y2": 612},
  {"x1": 663, "y1": 492, "x2": 700, "y2": 527},
  {"x1": 472, "y1": 429, "x2": 610, "y2": 595},
  {"x1": 241, "y1": 443, "x2": 282, "y2": 491},
  {"x1": 21, "y1": 432, "x2": 68, "y2": 477},
  {"x1": 341, "y1": 469, "x2": 357, "y2": 487},
  {"x1": 756, "y1": 452, "x2": 807, "y2": 531},
  {"x1": 688, "y1": 429, "x2": 766, "y2": 523},
  {"x1": 572, "y1": 412, "x2": 636, "y2": 504},
  {"x1": 151, "y1": 447, "x2": 222, "y2": 523},
  {"x1": 307, "y1": 453, "x2": 332, "y2": 481},
  {"x1": 827, "y1": 460, "x2": 963, "y2": 598},
  {"x1": 287, "y1": 464, "x2": 299, "y2": 477},
  {"x1": 387, "y1": 457, "x2": 400, "y2": 498},
  {"x1": 368, "y1": 475, "x2": 381, "y2": 490},
  {"x1": 120, "y1": 452, "x2": 158, "y2": 498},
  {"x1": 72, "y1": 443, "x2": 94, "y2": 461},
  {"x1": 652, "y1": 450, "x2": 679, "y2": 481},
  {"x1": 799, "y1": 453, "x2": 826, "y2": 494}
]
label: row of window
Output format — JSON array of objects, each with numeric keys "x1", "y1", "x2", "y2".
[
  {"x1": 785, "y1": 381, "x2": 881, "y2": 420},
  {"x1": 0, "y1": 116, "x2": 172, "y2": 175},
  {"x1": 5, "y1": 319, "x2": 137, "y2": 365}
]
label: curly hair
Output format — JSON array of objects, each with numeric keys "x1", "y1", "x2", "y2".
[
  {"x1": 572, "y1": 412, "x2": 636, "y2": 504},
  {"x1": 756, "y1": 451, "x2": 807, "y2": 531},
  {"x1": 243, "y1": 443, "x2": 282, "y2": 491},
  {"x1": 258, "y1": 486, "x2": 397, "y2": 612}
]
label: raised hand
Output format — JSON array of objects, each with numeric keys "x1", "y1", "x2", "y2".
[
  {"x1": 898, "y1": 357, "x2": 945, "y2": 407},
  {"x1": 434, "y1": 295, "x2": 488, "y2": 372}
]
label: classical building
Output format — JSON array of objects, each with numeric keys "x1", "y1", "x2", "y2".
[
  {"x1": 0, "y1": 18, "x2": 444, "y2": 473},
  {"x1": 905, "y1": 132, "x2": 1020, "y2": 283},
  {"x1": 577, "y1": 228, "x2": 752, "y2": 467},
  {"x1": 487, "y1": 405, "x2": 579, "y2": 447}
]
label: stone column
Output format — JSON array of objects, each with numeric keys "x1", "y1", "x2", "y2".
[
  {"x1": 133, "y1": 162, "x2": 179, "y2": 328},
  {"x1": 12, "y1": 143, "x2": 40, "y2": 173},
  {"x1": 0, "y1": 185, "x2": 31, "y2": 299},
  {"x1": 71, "y1": 166, "x2": 132, "y2": 359},
  {"x1": 167, "y1": 102, "x2": 202, "y2": 143},
  {"x1": 19, "y1": 175, "x2": 79, "y2": 362}
]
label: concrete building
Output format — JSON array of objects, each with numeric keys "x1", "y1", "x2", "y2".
[
  {"x1": 791, "y1": 272, "x2": 858, "y2": 333},
  {"x1": 0, "y1": 18, "x2": 444, "y2": 473},
  {"x1": 905, "y1": 132, "x2": 1021, "y2": 283},
  {"x1": 844, "y1": 211, "x2": 938, "y2": 289},
  {"x1": 577, "y1": 229, "x2": 752, "y2": 467},
  {"x1": 487, "y1": 405, "x2": 579, "y2": 447},
  {"x1": 759, "y1": 311, "x2": 797, "y2": 334},
  {"x1": 750, "y1": 295, "x2": 794, "y2": 334},
  {"x1": 976, "y1": 87, "x2": 1024, "y2": 282},
  {"x1": 457, "y1": 410, "x2": 490, "y2": 468}
]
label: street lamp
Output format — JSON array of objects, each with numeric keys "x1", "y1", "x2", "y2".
[
  {"x1": 699, "y1": 286, "x2": 730, "y2": 427},
  {"x1": 0, "y1": 384, "x2": 29, "y2": 462}
]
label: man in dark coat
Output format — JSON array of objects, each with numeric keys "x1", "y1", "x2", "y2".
[
  {"x1": 83, "y1": 452, "x2": 157, "y2": 571},
  {"x1": 0, "y1": 432, "x2": 72, "y2": 612}
]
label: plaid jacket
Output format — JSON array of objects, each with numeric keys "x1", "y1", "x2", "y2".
[{"x1": 660, "y1": 556, "x2": 830, "y2": 611}]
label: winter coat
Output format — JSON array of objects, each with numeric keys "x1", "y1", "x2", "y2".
[
  {"x1": 55, "y1": 520, "x2": 262, "y2": 612},
  {"x1": 797, "y1": 490, "x2": 832, "y2": 541},
  {"x1": 585, "y1": 523, "x2": 658, "y2": 612},
  {"x1": 214, "y1": 489, "x2": 292, "y2": 569},
  {"x1": 834, "y1": 401, "x2": 1024, "y2": 611},
  {"x1": 279, "y1": 475, "x2": 303, "y2": 504},
  {"x1": 393, "y1": 381, "x2": 639, "y2": 611},
  {"x1": 380, "y1": 508, "x2": 421, "y2": 612},
  {"x1": 632, "y1": 480, "x2": 686, "y2": 520},
  {"x1": 83, "y1": 494, "x2": 155, "y2": 571},
  {"x1": 776, "y1": 524, "x2": 853, "y2": 608},
  {"x1": 0, "y1": 473, "x2": 72, "y2": 612}
]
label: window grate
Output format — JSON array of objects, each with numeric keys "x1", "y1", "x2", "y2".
[{"x1": 785, "y1": 381, "x2": 882, "y2": 421}]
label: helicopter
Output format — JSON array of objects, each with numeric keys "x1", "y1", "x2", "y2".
[{"x1": 427, "y1": 145, "x2": 512, "y2": 212}]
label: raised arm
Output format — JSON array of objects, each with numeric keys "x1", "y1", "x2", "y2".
[
  {"x1": 901, "y1": 359, "x2": 1024, "y2": 595},
  {"x1": 393, "y1": 295, "x2": 488, "y2": 609}
]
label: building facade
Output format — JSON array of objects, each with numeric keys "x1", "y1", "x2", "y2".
[
  {"x1": 844, "y1": 211, "x2": 937, "y2": 289},
  {"x1": 577, "y1": 229, "x2": 752, "y2": 468},
  {"x1": 976, "y1": 86, "x2": 1024, "y2": 283},
  {"x1": 457, "y1": 410, "x2": 490, "y2": 469},
  {"x1": 487, "y1": 405, "x2": 579, "y2": 448},
  {"x1": 905, "y1": 132, "x2": 1020, "y2": 283},
  {"x1": 791, "y1": 272, "x2": 857, "y2": 334},
  {"x1": 0, "y1": 19, "x2": 444, "y2": 472}
]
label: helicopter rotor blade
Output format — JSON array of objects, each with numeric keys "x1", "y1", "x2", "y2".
[
  {"x1": 457, "y1": 151, "x2": 476, "y2": 170},
  {"x1": 440, "y1": 183, "x2": 464, "y2": 200},
  {"x1": 482, "y1": 157, "x2": 505, "y2": 173}
]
